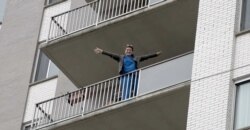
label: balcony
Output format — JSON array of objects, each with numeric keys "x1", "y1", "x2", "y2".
[
  {"x1": 31, "y1": 52, "x2": 193, "y2": 130},
  {"x1": 40, "y1": 0, "x2": 199, "y2": 87}
]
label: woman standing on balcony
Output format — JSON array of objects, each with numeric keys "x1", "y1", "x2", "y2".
[{"x1": 94, "y1": 44, "x2": 161, "y2": 100}]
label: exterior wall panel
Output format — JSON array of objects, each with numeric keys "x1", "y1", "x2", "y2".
[
  {"x1": 187, "y1": 0, "x2": 238, "y2": 130},
  {"x1": 23, "y1": 78, "x2": 58, "y2": 122},
  {"x1": 0, "y1": 0, "x2": 45, "y2": 129}
]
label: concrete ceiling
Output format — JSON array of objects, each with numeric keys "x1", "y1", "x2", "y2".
[
  {"x1": 46, "y1": 84, "x2": 190, "y2": 130},
  {"x1": 41, "y1": 0, "x2": 199, "y2": 87}
]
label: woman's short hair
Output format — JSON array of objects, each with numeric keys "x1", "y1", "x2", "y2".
[{"x1": 126, "y1": 44, "x2": 134, "y2": 51}]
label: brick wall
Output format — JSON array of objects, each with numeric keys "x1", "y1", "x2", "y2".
[{"x1": 187, "y1": 0, "x2": 238, "y2": 130}]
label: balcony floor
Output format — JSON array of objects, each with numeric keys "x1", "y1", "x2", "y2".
[
  {"x1": 41, "y1": 0, "x2": 199, "y2": 87},
  {"x1": 41, "y1": 81, "x2": 190, "y2": 130}
]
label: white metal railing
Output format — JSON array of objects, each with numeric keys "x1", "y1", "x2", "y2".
[
  {"x1": 47, "y1": 0, "x2": 165, "y2": 41},
  {"x1": 31, "y1": 70, "x2": 140, "y2": 129}
]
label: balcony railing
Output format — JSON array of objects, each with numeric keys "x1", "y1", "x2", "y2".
[
  {"x1": 47, "y1": 0, "x2": 166, "y2": 41},
  {"x1": 31, "y1": 52, "x2": 193, "y2": 130},
  {"x1": 31, "y1": 70, "x2": 140, "y2": 129}
]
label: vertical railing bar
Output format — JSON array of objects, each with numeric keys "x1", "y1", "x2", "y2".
[
  {"x1": 134, "y1": 71, "x2": 138, "y2": 97},
  {"x1": 58, "y1": 15, "x2": 62, "y2": 37},
  {"x1": 77, "y1": 89, "x2": 82, "y2": 115},
  {"x1": 102, "y1": 81, "x2": 107, "y2": 107},
  {"x1": 68, "y1": 12, "x2": 72, "y2": 34},
  {"x1": 108, "y1": 0, "x2": 112, "y2": 20},
  {"x1": 90, "y1": 3, "x2": 95, "y2": 26},
  {"x1": 92, "y1": 2, "x2": 97, "y2": 25},
  {"x1": 80, "y1": 89, "x2": 85, "y2": 114},
  {"x1": 130, "y1": 72, "x2": 134, "y2": 98},
  {"x1": 74, "y1": 91, "x2": 79, "y2": 116},
  {"x1": 109, "y1": 79, "x2": 115, "y2": 104},
  {"x1": 31, "y1": 104, "x2": 37, "y2": 130},
  {"x1": 54, "y1": 17, "x2": 59, "y2": 39},
  {"x1": 137, "y1": 0, "x2": 140, "y2": 9},
  {"x1": 40, "y1": 103, "x2": 45, "y2": 126},
  {"x1": 98, "y1": 83, "x2": 103, "y2": 108},
  {"x1": 133, "y1": 0, "x2": 136, "y2": 11},
  {"x1": 66, "y1": 93, "x2": 71, "y2": 119},
  {"x1": 90, "y1": 85, "x2": 95, "y2": 112},
  {"x1": 47, "y1": 18, "x2": 53, "y2": 41},
  {"x1": 114, "y1": 0, "x2": 118, "y2": 17},
  {"x1": 36, "y1": 104, "x2": 41, "y2": 127},
  {"x1": 51, "y1": 18, "x2": 56, "y2": 40},
  {"x1": 54, "y1": 98, "x2": 60, "y2": 121},
  {"x1": 72, "y1": 10, "x2": 76, "y2": 33},
  {"x1": 105, "y1": 80, "x2": 111, "y2": 106},
  {"x1": 82, "y1": 88, "x2": 88, "y2": 116},
  {"x1": 104, "y1": 0, "x2": 109, "y2": 21},
  {"x1": 70, "y1": 91, "x2": 75, "y2": 117},
  {"x1": 72, "y1": 89, "x2": 77, "y2": 116},
  {"x1": 52, "y1": 97, "x2": 57, "y2": 121},
  {"x1": 94, "y1": 1, "x2": 98, "y2": 24},
  {"x1": 78, "y1": 6, "x2": 83, "y2": 29},
  {"x1": 37, "y1": 104, "x2": 43, "y2": 126},
  {"x1": 58, "y1": 96, "x2": 64, "y2": 121},
  {"x1": 125, "y1": 74, "x2": 130, "y2": 100},
  {"x1": 95, "y1": 1, "x2": 99, "y2": 24},
  {"x1": 44, "y1": 102, "x2": 49, "y2": 125},
  {"x1": 87, "y1": 4, "x2": 91, "y2": 27},
  {"x1": 70, "y1": 92, "x2": 75, "y2": 117},
  {"x1": 83, "y1": 5, "x2": 87, "y2": 28},
  {"x1": 73, "y1": 9, "x2": 78, "y2": 33},
  {"x1": 124, "y1": 74, "x2": 129, "y2": 99},
  {"x1": 62, "y1": 13, "x2": 66, "y2": 35},
  {"x1": 110, "y1": 0, "x2": 115, "y2": 18},
  {"x1": 97, "y1": 0, "x2": 104, "y2": 24},
  {"x1": 62, "y1": 93, "x2": 67, "y2": 119},
  {"x1": 118, "y1": 76, "x2": 122, "y2": 101},
  {"x1": 114, "y1": 77, "x2": 119, "y2": 102},
  {"x1": 94, "y1": 84, "x2": 99, "y2": 110},
  {"x1": 121, "y1": 75, "x2": 125, "y2": 101},
  {"x1": 129, "y1": 0, "x2": 132, "y2": 12},
  {"x1": 47, "y1": 101, "x2": 52, "y2": 124},
  {"x1": 64, "y1": 13, "x2": 69, "y2": 34},
  {"x1": 86, "y1": 87, "x2": 91, "y2": 112},
  {"x1": 75, "y1": 89, "x2": 81, "y2": 115},
  {"x1": 119, "y1": 0, "x2": 123, "y2": 16},
  {"x1": 106, "y1": 0, "x2": 110, "y2": 20},
  {"x1": 126, "y1": 0, "x2": 129, "y2": 13},
  {"x1": 136, "y1": 70, "x2": 141, "y2": 96}
]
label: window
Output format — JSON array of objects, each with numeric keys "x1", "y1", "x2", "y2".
[
  {"x1": 234, "y1": 80, "x2": 250, "y2": 130},
  {"x1": 45, "y1": 0, "x2": 66, "y2": 6},
  {"x1": 241, "y1": 0, "x2": 250, "y2": 31},
  {"x1": 23, "y1": 124, "x2": 31, "y2": 130},
  {"x1": 0, "y1": 0, "x2": 7, "y2": 23},
  {"x1": 34, "y1": 51, "x2": 59, "y2": 82}
]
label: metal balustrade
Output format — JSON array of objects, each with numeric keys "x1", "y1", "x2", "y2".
[
  {"x1": 31, "y1": 70, "x2": 140, "y2": 129},
  {"x1": 47, "y1": 0, "x2": 165, "y2": 41}
]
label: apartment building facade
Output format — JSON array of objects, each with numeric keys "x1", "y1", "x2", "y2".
[{"x1": 0, "y1": 0, "x2": 250, "y2": 130}]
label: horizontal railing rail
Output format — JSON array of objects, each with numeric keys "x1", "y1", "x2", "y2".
[
  {"x1": 31, "y1": 70, "x2": 140, "y2": 129},
  {"x1": 47, "y1": 0, "x2": 166, "y2": 41}
]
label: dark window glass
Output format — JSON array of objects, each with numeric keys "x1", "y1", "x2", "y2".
[
  {"x1": 234, "y1": 81, "x2": 250, "y2": 129},
  {"x1": 24, "y1": 125, "x2": 31, "y2": 130},
  {"x1": 35, "y1": 52, "x2": 50, "y2": 81},
  {"x1": 241, "y1": 0, "x2": 250, "y2": 31},
  {"x1": 45, "y1": 0, "x2": 65, "y2": 6}
]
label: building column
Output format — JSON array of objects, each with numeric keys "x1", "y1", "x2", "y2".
[{"x1": 187, "y1": 0, "x2": 238, "y2": 130}]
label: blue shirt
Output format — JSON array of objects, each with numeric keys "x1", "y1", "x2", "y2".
[{"x1": 122, "y1": 55, "x2": 137, "y2": 74}]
